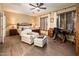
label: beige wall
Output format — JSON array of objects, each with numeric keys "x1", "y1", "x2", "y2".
[
  {"x1": 4, "y1": 6, "x2": 76, "y2": 36},
  {"x1": 31, "y1": 16, "x2": 40, "y2": 29},
  {"x1": 35, "y1": 12, "x2": 57, "y2": 30},
  {"x1": 5, "y1": 11, "x2": 34, "y2": 25},
  {"x1": 4, "y1": 11, "x2": 35, "y2": 36},
  {"x1": 4, "y1": 11, "x2": 56, "y2": 31}
]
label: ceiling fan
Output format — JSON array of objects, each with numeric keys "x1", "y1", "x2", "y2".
[{"x1": 29, "y1": 3, "x2": 47, "y2": 10}]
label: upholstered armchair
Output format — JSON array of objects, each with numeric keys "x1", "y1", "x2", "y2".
[
  {"x1": 20, "y1": 28, "x2": 39, "y2": 44},
  {"x1": 34, "y1": 36, "x2": 48, "y2": 47}
]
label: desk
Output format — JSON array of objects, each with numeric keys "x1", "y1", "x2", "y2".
[{"x1": 53, "y1": 28, "x2": 72, "y2": 42}]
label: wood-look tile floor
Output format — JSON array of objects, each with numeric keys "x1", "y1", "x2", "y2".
[{"x1": 0, "y1": 35, "x2": 75, "y2": 56}]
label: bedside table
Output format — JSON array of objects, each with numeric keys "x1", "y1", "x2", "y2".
[{"x1": 9, "y1": 29, "x2": 19, "y2": 36}]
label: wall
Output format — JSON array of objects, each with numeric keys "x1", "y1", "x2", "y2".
[
  {"x1": 36, "y1": 12, "x2": 57, "y2": 29},
  {"x1": 31, "y1": 16, "x2": 40, "y2": 29},
  {"x1": 3, "y1": 6, "x2": 76, "y2": 36},
  {"x1": 50, "y1": 12, "x2": 57, "y2": 28},
  {"x1": 35, "y1": 13, "x2": 57, "y2": 35},
  {"x1": 56, "y1": 6, "x2": 76, "y2": 14},
  {"x1": 34, "y1": 6, "x2": 76, "y2": 35},
  {"x1": 4, "y1": 11, "x2": 35, "y2": 36}
]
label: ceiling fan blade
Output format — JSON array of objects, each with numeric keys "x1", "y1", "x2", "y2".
[
  {"x1": 29, "y1": 3, "x2": 37, "y2": 7},
  {"x1": 39, "y1": 7, "x2": 46, "y2": 9},
  {"x1": 37, "y1": 3, "x2": 44, "y2": 7},
  {"x1": 39, "y1": 3, "x2": 44, "y2": 6},
  {"x1": 30, "y1": 8, "x2": 36, "y2": 10}
]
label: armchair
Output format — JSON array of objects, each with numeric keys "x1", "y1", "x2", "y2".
[{"x1": 20, "y1": 29, "x2": 39, "y2": 44}]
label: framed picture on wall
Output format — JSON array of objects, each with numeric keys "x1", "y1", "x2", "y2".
[{"x1": 50, "y1": 18, "x2": 54, "y2": 23}]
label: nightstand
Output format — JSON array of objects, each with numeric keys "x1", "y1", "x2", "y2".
[{"x1": 9, "y1": 29, "x2": 19, "y2": 36}]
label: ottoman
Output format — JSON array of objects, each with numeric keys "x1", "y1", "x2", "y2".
[{"x1": 34, "y1": 35, "x2": 47, "y2": 47}]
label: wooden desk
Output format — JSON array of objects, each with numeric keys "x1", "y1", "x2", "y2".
[{"x1": 53, "y1": 28, "x2": 71, "y2": 42}]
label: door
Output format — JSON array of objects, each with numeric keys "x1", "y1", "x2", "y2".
[
  {"x1": 2, "y1": 12, "x2": 6, "y2": 43},
  {"x1": 0, "y1": 12, "x2": 3, "y2": 43},
  {"x1": 76, "y1": 4, "x2": 79, "y2": 55},
  {"x1": 0, "y1": 11, "x2": 6, "y2": 43}
]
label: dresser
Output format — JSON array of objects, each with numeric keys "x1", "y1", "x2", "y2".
[{"x1": 48, "y1": 28, "x2": 53, "y2": 37}]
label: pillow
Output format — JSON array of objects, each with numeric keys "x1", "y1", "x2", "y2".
[
  {"x1": 27, "y1": 32, "x2": 33, "y2": 35},
  {"x1": 22, "y1": 28, "x2": 32, "y2": 33}
]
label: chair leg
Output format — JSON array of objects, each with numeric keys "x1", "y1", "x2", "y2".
[{"x1": 53, "y1": 34, "x2": 56, "y2": 40}]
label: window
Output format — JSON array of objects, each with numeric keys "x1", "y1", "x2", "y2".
[
  {"x1": 60, "y1": 13, "x2": 66, "y2": 29},
  {"x1": 40, "y1": 16, "x2": 48, "y2": 30},
  {"x1": 57, "y1": 10, "x2": 76, "y2": 33},
  {"x1": 66, "y1": 11, "x2": 76, "y2": 33}
]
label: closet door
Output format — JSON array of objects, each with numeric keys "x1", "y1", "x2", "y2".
[{"x1": 76, "y1": 4, "x2": 79, "y2": 55}]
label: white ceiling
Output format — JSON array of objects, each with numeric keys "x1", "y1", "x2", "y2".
[{"x1": 1, "y1": 3, "x2": 76, "y2": 16}]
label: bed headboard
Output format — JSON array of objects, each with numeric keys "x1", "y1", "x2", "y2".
[
  {"x1": 17, "y1": 23, "x2": 32, "y2": 26},
  {"x1": 17, "y1": 23, "x2": 32, "y2": 34}
]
